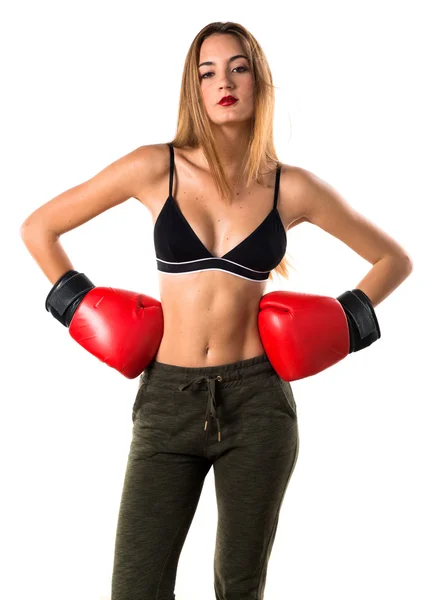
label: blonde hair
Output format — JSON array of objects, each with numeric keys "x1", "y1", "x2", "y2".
[{"x1": 169, "y1": 21, "x2": 295, "y2": 281}]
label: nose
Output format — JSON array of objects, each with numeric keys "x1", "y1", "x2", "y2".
[{"x1": 218, "y1": 75, "x2": 234, "y2": 91}]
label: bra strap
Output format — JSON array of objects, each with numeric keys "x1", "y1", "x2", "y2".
[
  {"x1": 168, "y1": 143, "x2": 174, "y2": 197},
  {"x1": 273, "y1": 165, "x2": 281, "y2": 209}
]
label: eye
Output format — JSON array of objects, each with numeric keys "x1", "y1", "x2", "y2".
[{"x1": 200, "y1": 66, "x2": 248, "y2": 79}]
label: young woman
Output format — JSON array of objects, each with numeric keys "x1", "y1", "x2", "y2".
[{"x1": 20, "y1": 21, "x2": 413, "y2": 600}]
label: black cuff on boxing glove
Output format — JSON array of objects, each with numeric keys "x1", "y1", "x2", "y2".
[
  {"x1": 336, "y1": 288, "x2": 381, "y2": 353},
  {"x1": 45, "y1": 270, "x2": 95, "y2": 327}
]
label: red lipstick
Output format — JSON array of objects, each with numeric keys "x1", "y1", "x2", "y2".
[{"x1": 219, "y1": 95, "x2": 238, "y2": 106}]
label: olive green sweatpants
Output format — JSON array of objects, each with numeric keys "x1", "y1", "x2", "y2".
[{"x1": 111, "y1": 352, "x2": 299, "y2": 600}]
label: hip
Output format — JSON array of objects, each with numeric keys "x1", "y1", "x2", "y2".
[{"x1": 131, "y1": 352, "x2": 298, "y2": 449}]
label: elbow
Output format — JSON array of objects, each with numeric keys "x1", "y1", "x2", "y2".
[
  {"x1": 19, "y1": 221, "x2": 37, "y2": 245},
  {"x1": 20, "y1": 216, "x2": 37, "y2": 236},
  {"x1": 20, "y1": 220, "x2": 30, "y2": 235},
  {"x1": 19, "y1": 221, "x2": 31, "y2": 242},
  {"x1": 20, "y1": 220, "x2": 58, "y2": 244},
  {"x1": 388, "y1": 252, "x2": 414, "y2": 273},
  {"x1": 403, "y1": 253, "x2": 414, "y2": 273}
]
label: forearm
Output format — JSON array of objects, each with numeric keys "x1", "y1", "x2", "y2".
[
  {"x1": 354, "y1": 254, "x2": 413, "y2": 308},
  {"x1": 20, "y1": 225, "x2": 74, "y2": 285}
]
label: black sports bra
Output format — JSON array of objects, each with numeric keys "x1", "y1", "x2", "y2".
[{"x1": 153, "y1": 143, "x2": 287, "y2": 282}]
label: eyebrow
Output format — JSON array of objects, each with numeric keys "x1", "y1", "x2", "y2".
[{"x1": 198, "y1": 54, "x2": 249, "y2": 68}]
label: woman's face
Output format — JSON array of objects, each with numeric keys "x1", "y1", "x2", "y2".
[{"x1": 198, "y1": 34, "x2": 255, "y2": 127}]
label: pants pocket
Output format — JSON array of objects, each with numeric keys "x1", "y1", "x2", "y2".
[
  {"x1": 131, "y1": 384, "x2": 146, "y2": 423},
  {"x1": 274, "y1": 375, "x2": 297, "y2": 419},
  {"x1": 131, "y1": 384, "x2": 176, "y2": 440}
]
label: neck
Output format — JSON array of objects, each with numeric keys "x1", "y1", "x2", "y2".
[{"x1": 206, "y1": 124, "x2": 252, "y2": 179}]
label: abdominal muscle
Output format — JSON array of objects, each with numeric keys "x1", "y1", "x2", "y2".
[{"x1": 153, "y1": 269, "x2": 268, "y2": 367}]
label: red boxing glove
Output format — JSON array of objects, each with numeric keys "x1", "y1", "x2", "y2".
[
  {"x1": 45, "y1": 271, "x2": 163, "y2": 379},
  {"x1": 69, "y1": 288, "x2": 163, "y2": 379},
  {"x1": 258, "y1": 290, "x2": 350, "y2": 381}
]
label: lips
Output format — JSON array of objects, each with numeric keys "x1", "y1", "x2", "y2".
[{"x1": 219, "y1": 96, "x2": 238, "y2": 106}]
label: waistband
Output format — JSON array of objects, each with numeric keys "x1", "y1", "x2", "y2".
[{"x1": 139, "y1": 353, "x2": 276, "y2": 443}]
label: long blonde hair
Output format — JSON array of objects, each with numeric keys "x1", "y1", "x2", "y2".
[{"x1": 170, "y1": 21, "x2": 294, "y2": 281}]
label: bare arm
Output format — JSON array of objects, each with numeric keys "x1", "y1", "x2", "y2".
[
  {"x1": 20, "y1": 144, "x2": 157, "y2": 285},
  {"x1": 289, "y1": 167, "x2": 413, "y2": 306}
]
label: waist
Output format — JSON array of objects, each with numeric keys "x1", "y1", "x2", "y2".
[
  {"x1": 141, "y1": 351, "x2": 275, "y2": 389},
  {"x1": 154, "y1": 315, "x2": 265, "y2": 365}
]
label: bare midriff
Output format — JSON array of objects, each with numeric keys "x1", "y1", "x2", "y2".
[{"x1": 154, "y1": 270, "x2": 268, "y2": 367}]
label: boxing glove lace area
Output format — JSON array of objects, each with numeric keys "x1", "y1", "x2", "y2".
[
  {"x1": 336, "y1": 288, "x2": 381, "y2": 353},
  {"x1": 45, "y1": 270, "x2": 95, "y2": 327}
]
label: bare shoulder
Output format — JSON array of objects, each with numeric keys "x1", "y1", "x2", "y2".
[
  {"x1": 277, "y1": 163, "x2": 350, "y2": 231},
  {"x1": 131, "y1": 143, "x2": 170, "y2": 209},
  {"x1": 279, "y1": 163, "x2": 363, "y2": 226},
  {"x1": 276, "y1": 163, "x2": 312, "y2": 231}
]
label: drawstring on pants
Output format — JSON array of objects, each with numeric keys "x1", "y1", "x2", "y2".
[{"x1": 178, "y1": 375, "x2": 223, "y2": 441}]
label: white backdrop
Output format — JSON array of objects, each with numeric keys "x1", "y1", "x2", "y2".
[{"x1": 1, "y1": 1, "x2": 424, "y2": 599}]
